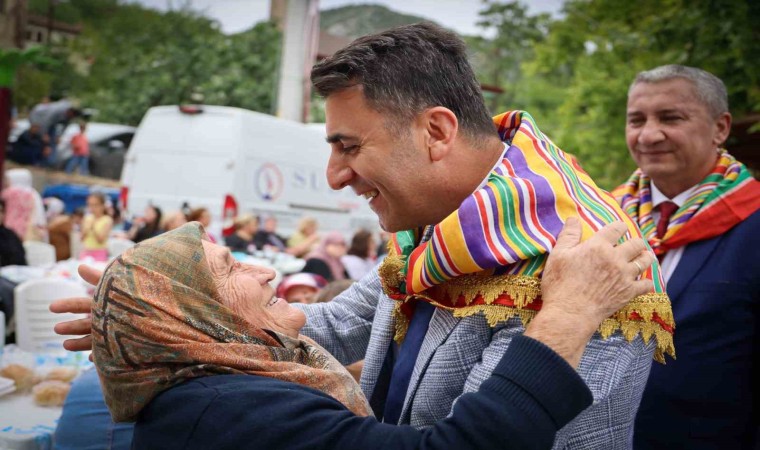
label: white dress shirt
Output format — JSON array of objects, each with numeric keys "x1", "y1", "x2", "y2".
[{"x1": 650, "y1": 183, "x2": 699, "y2": 282}]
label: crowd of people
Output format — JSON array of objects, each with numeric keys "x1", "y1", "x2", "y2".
[
  {"x1": 0, "y1": 20, "x2": 756, "y2": 450},
  {"x1": 0, "y1": 165, "x2": 389, "y2": 354}
]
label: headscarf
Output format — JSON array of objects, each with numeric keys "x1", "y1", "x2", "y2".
[
  {"x1": 92, "y1": 222, "x2": 370, "y2": 422},
  {"x1": 613, "y1": 150, "x2": 760, "y2": 256},
  {"x1": 379, "y1": 111, "x2": 675, "y2": 363},
  {"x1": 1, "y1": 169, "x2": 47, "y2": 241},
  {"x1": 306, "y1": 231, "x2": 348, "y2": 281},
  {"x1": 44, "y1": 197, "x2": 66, "y2": 222}
]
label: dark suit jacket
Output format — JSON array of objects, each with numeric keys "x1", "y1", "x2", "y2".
[
  {"x1": 133, "y1": 336, "x2": 592, "y2": 450},
  {"x1": 635, "y1": 210, "x2": 760, "y2": 450}
]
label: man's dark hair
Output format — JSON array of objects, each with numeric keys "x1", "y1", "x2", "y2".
[
  {"x1": 0, "y1": 199, "x2": 5, "y2": 212},
  {"x1": 311, "y1": 22, "x2": 496, "y2": 139}
]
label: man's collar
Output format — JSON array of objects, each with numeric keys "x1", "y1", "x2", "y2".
[
  {"x1": 476, "y1": 143, "x2": 509, "y2": 191},
  {"x1": 650, "y1": 182, "x2": 699, "y2": 208}
]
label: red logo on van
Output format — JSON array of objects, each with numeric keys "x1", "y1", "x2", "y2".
[{"x1": 255, "y1": 163, "x2": 284, "y2": 201}]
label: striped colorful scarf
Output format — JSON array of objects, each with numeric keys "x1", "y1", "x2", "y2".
[
  {"x1": 378, "y1": 111, "x2": 675, "y2": 363},
  {"x1": 613, "y1": 150, "x2": 760, "y2": 255}
]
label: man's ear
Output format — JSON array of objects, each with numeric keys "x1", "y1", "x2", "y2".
[
  {"x1": 419, "y1": 107, "x2": 458, "y2": 162},
  {"x1": 713, "y1": 112, "x2": 732, "y2": 148}
]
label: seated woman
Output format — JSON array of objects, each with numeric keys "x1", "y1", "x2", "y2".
[
  {"x1": 301, "y1": 231, "x2": 349, "y2": 282},
  {"x1": 90, "y1": 222, "x2": 632, "y2": 450},
  {"x1": 126, "y1": 205, "x2": 162, "y2": 244},
  {"x1": 224, "y1": 214, "x2": 258, "y2": 253},
  {"x1": 341, "y1": 229, "x2": 377, "y2": 280}
]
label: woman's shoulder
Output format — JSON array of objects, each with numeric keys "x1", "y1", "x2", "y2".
[
  {"x1": 138, "y1": 375, "x2": 347, "y2": 431},
  {"x1": 136, "y1": 374, "x2": 361, "y2": 450},
  {"x1": 154, "y1": 374, "x2": 335, "y2": 401}
]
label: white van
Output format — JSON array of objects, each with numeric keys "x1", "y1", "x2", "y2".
[{"x1": 119, "y1": 105, "x2": 378, "y2": 238}]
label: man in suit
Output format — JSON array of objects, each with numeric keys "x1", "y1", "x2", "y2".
[
  {"x1": 614, "y1": 65, "x2": 760, "y2": 449},
  {"x1": 297, "y1": 23, "x2": 672, "y2": 449},
  {"x1": 52, "y1": 23, "x2": 670, "y2": 449}
]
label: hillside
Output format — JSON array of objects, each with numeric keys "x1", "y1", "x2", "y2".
[{"x1": 320, "y1": 4, "x2": 434, "y2": 39}]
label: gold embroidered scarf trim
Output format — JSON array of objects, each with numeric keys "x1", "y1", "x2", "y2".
[{"x1": 381, "y1": 255, "x2": 675, "y2": 363}]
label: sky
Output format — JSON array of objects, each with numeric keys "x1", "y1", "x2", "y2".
[{"x1": 130, "y1": 0, "x2": 565, "y2": 36}]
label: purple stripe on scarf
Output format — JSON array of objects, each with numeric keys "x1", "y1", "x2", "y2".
[
  {"x1": 479, "y1": 183, "x2": 532, "y2": 259},
  {"x1": 457, "y1": 192, "x2": 521, "y2": 268},
  {"x1": 503, "y1": 146, "x2": 564, "y2": 236}
]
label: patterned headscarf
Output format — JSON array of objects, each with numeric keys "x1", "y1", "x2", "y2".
[
  {"x1": 613, "y1": 150, "x2": 760, "y2": 256},
  {"x1": 2, "y1": 168, "x2": 46, "y2": 240},
  {"x1": 92, "y1": 222, "x2": 370, "y2": 422},
  {"x1": 305, "y1": 231, "x2": 348, "y2": 281},
  {"x1": 379, "y1": 111, "x2": 675, "y2": 363}
]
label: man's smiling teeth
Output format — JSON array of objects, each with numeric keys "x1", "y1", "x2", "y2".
[{"x1": 362, "y1": 190, "x2": 379, "y2": 200}]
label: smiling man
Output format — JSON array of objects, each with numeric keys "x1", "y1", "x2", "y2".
[
  {"x1": 299, "y1": 23, "x2": 673, "y2": 449},
  {"x1": 614, "y1": 65, "x2": 760, "y2": 449},
  {"x1": 51, "y1": 23, "x2": 675, "y2": 450}
]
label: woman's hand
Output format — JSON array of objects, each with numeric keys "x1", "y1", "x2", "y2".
[
  {"x1": 541, "y1": 218, "x2": 654, "y2": 327},
  {"x1": 525, "y1": 218, "x2": 655, "y2": 368},
  {"x1": 49, "y1": 265, "x2": 103, "y2": 352}
]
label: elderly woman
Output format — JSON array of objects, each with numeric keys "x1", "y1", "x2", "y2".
[{"x1": 87, "y1": 222, "x2": 649, "y2": 450}]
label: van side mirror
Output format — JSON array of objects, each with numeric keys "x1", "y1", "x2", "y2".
[{"x1": 108, "y1": 140, "x2": 126, "y2": 150}]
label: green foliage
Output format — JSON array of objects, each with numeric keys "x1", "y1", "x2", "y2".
[
  {"x1": 29, "y1": 0, "x2": 83, "y2": 24},
  {"x1": 476, "y1": 0, "x2": 760, "y2": 188},
  {"x1": 0, "y1": 46, "x2": 58, "y2": 88},
  {"x1": 18, "y1": 1, "x2": 281, "y2": 126},
  {"x1": 15, "y1": 66, "x2": 54, "y2": 110},
  {"x1": 473, "y1": 1, "x2": 550, "y2": 111}
]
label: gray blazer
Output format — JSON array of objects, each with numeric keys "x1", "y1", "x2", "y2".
[{"x1": 299, "y1": 269, "x2": 654, "y2": 449}]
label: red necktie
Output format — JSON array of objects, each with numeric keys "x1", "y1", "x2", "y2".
[{"x1": 656, "y1": 201, "x2": 679, "y2": 240}]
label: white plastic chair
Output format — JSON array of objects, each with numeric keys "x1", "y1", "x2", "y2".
[
  {"x1": 14, "y1": 279, "x2": 88, "y2": 353},
  {"x1": 22, "y1": 241, "x2": 57, "y2": 267},
  {"x1": 107, "y1": 238, "x2": 136, "y2": 259},
  {"x1": 70, "y1": 230, "x2": 82, "y2": 260}
]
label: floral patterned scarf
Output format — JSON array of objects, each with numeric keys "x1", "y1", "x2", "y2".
[{"x1": 92, "y1": 222, "x2": 370, "y2": 422}]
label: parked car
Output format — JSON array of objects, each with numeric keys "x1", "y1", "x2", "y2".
[{"x1": 7, "y1": 119, "x2": 136, "y2": 179}]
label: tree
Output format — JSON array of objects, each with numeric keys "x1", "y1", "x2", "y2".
[
  {"x1": 472, "y1": 1, "x2": 550, "y2": 112},
  {"x1": 492, "y1": 0, "x2": 760, "y2": 188},
  {"x1": 0, "y1": 47, "x2": 57, "y2": 178},
  {"x1": 17, "y1": 1, "x2": 281, "y2": 126}
]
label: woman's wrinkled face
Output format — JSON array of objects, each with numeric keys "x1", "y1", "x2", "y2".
[{"x1": 202, "y1": 240, "x2": 306, "y2": 338}]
